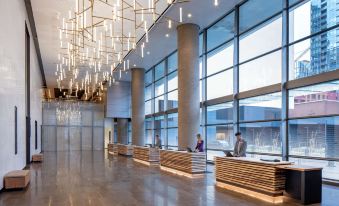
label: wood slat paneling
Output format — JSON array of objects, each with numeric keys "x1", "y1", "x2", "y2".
[
  {"x1": 133, "y1": 146, "x2": 160, "y2": 163},
  {"x1": 215, "y1": 157, "x2": 292, "y2": 196},
  {"x1": 160, "y1": 150, "x2": 206, "y2": 174},
  {"x1": 117, "y1": 144, "x2": 133, "y2": 156}
]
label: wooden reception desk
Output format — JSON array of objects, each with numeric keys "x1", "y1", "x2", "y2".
[
  {"x1": 277, "y1": 165, "x2": 322, "y2": 204},
  {"x1": 215, "y1": 157, "x2": 292, "y2": 203},
  {"x1": 108, "y1": 143, "x2": 118, "y2": 155},
  {"x1": 160, "y1": 150, "x2": 206, "y2": 178},
  {"x1": 133, "y1": 146, "x2": 160, "y2": 166},
  {"x1": 117, "y1": 144, "x2": 134, "y2": 156}
]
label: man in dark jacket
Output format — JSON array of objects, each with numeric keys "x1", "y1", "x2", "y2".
[{"x1": 233, "y1": 132, "x2": 247, "y2": 157}]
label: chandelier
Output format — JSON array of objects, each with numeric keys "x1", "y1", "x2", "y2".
[
  {"x1": 56, "y1": 101, "x2": 82, "y2": 124},
  {"x1": 56, "y1": 0, "x2": 194, "y2": 100}
]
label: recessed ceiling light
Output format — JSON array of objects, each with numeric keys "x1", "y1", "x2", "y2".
[
  {"x1": 147, "y1": 51, "x2": 150, "y2": 55},
  {"x1": 165, "y1": 34, "x2": 169, "y2": 37},
  {"x1": 187, "y1": 13, "x2": 192, "y2": 18}
]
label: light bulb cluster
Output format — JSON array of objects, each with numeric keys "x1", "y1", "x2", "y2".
[
  {"x1": 55, "y1": 101, "x2": 81, "y2": 124},
  {"x1": 56, "y1": 0, "x2": 219, "y2": 100}
]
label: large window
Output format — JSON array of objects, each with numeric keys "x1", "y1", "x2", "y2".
[
  {"x1": 289, "y1": 81, "x2": 339, "y2": 118},
  {"x1": 289, "y1": 28, "x2": 339, "y2": 80},
  {"x1": 145, "y1": 100, "x2": 152, "y2": 115},
  {"x1": 239, "y1": 92, "x2": 282, "y2": 122},
  {"x1": 154, "y1": 61, "x2": 165, "y2": 80},
  {"x1": 144, "y1": 0, "x2": 339, "y2": 181},
  {"x1": 144, "y1": 52, "x2": 179, "y2": 148},
  {"x1": 289, "y1": 116, "x2": 339, "y2": 158},
  {"x1": 207, "y1": 69, "x2": 233, "y2": 100},
  {"x1": 239, "y1": 0, "x2": 282, "y2": 33},
  {"x1": 168, "y1": 52, "x2": 177, "y2": 73},
  {"x1": 154, "y1": 78, "x2": 165, "y2": 97},
  {"x1": 167, "y1": 113, "x2": 178, "y2": 147},
  {"x1": 239, "y1": 15, "x2": 282, "y2": 62},
  {"x1": 145, "y1": 118, "x2": 153, "y2": 145},
  {"x1": 207, "y1": 125, "x2": 234, "y2": 150},
  {"x1": 207, "y1": 12, "x2": 235, "y2": 51},
  {"x1": 289, "y1": 0, "x2": 337, "y2": 43},
  {"x1": 240, "y1": 121, "x2": 282, "y2": 154},
  {"x1": 145, "y1": 86, "x2": 152, "y2": 101},
  {"x1": 239, "y1": 50, "x2": 281, "y2": 92},
  {"x1": 167, "y1": 71, "x2": 178, "y2": 91},
  {"x1": 145, "y1": 70, "x2": 152, "y2": 85},
  {"x1": 207, "y1": 42, "x2": 233, "y2": 75},
  {"x1": 154, "y1": 115, "x2": 165, "y2": 146},
  {"x1": 207, "y1": 102, "x2": 233, "y2": 124}
]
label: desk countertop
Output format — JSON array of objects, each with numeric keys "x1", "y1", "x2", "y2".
[
  {"x1": 216, "y1": 156, "x2": 292, "y2": 166},
  {"x1": 276, "y1": 164, "x2": 323, "y2": 171}
]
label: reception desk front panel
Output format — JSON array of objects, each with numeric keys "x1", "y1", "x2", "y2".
[
  {"x1": 160, "y1": 150, "x2": 206, "y2": 176},
  {"x1": 117, "y1": 144, "x2": 134, "y2": 156},
  {"x1": 133, "y1": 146, "x2": 160, "y2": 165},
  {"x1": 215, "y1": 157, "x2": 292, "y2": 203}
]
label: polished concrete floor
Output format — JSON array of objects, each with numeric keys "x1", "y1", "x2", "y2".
[{"x1": 0, "y1": 151, "x2": 338, "y2": 206}]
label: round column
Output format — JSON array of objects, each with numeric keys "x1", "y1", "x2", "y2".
[
  {"x1": 177, "y1": 23, "x2": 200, "y2": 150},
  {"x1": 117, "y1": 118, "x2": 128, "y2": 144},
  {"x1": 131, "y1": 68, "x2": 145, "y2": 146}
]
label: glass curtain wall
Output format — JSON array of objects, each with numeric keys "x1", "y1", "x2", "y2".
[
  {"x1": 144, "y1": 0, "x2": 339, "y2": 180},
  {"x1": 144, "y1": 52, "x2": 179, "y2": 148}
]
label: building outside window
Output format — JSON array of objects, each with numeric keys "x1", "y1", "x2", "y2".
[{"x1": 144, "y1": 0, "x2": 339, "y2": 180}]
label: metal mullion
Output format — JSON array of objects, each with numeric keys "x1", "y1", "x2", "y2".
[
  {"x1": 167, "y1": 69, "x2": 177, "y2": 76},
  {"x1": 167, "y1": 88, "x2": 178, "y2": 94},
  {"x1": 286, "y1": 70, "x2": 339, "y2": 90},
  {"x1": 287, "y1": 114, "x2": 339, "y2": 121},
  {"x1": 238, "y1": 119, "x2": 282, "y2": 124},
  {"x1": 164, "y1": 57, "x2": 169, "y2": 148},
  {"x1": 206, "y1": 37, "x2": 234, "y2": 54},
  {"x1": 237, "y1": 47, "x2": 282, "y2": 67},
  {"x1": 202, "y1": 29, "x2": 208, "y2": 155},
  {"x1": 203, "y1": 6, "x2": 237, "y2": 38},
  {"x1": 204, "y1": 95, "x2": 234, "y2": 106},
  {"x1": 164, "y1": 57, "x2": 169, "y2": 112},
  {"x1": 287, "y1": 0, "x2": 305, "y2": 9},
  {"x1": 281, "y1": 0, "x2": 289, "y2": 161},
  {"x1": 237, "y1": 83, "x2": 282, "y2": 99},
  {"x1": 204, "y1": 66, "x2": 233, "y2": 79},
  {"x1": 287, "y1": 21, "x2": 339, "y2": 47},
  {"x1": 233, "y1": 5, "x2": 240, "y2": 137},
  {"x1": 205, "y1": 123, "x2": 233, "y2": 127}
]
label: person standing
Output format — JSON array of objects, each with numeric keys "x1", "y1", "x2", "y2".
[
  {"x1": 155, "y1": 135, "x2": 162, "y2": 149},
  {"x1": 233, "y1": 132, "x2": 247, "y2": 157},
  {"x1": 194, "y1": 134, "x2": 204, "y2": 152}
]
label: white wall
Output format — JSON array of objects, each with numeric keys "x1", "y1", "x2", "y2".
[{"x1": 0, "y1": 0, "x2": 43, "y2": 189}]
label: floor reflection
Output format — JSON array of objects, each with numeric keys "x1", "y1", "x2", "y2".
[{"x1": 0, "y1": 150, "x2": 338, "y2": 206}]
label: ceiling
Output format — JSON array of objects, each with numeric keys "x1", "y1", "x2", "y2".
[{"x1": 31, "y1": 0, "x2": 243, "y2": 88}]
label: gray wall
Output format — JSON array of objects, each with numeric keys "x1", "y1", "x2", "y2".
[
  {"x1": 105, "y1": 81, "x2": 131, "y2": 118},
  {"x1": 42, "y1": 102, "x2": 105, "y2": 151}
]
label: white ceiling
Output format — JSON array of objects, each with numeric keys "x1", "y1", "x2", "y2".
[{"x1": 31, "y1": 0, "x2": 243, "y2": 88}]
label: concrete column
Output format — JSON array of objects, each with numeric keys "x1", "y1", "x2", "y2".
[
  {"x1": 177, "y1": 23, "x2": 200, "y2": 150},
  {"x1": 131, "y1": 68, "x2": 145, "y2": 146},
  {"x1": 117, "y1": 118, "x2": 128, "y2": 144}
]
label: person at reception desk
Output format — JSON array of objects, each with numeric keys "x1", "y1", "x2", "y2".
[
  {"x1": 194, "y1": 134, "x2": 204, "y2": 152},
  {"x1": 155, "y1": 135, "x2": 162, "y2": 149},
  {"x1": 233, "y1": 132, "x2": 247, "y2": 157}
]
